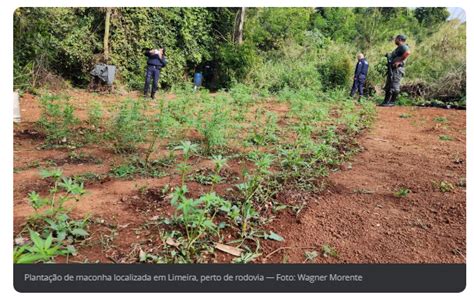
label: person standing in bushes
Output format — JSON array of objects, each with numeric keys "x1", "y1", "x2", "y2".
[
  {"x1": 381, "y1": 35, "x2": 411, "y2": 107},
  {"x1": 350, "y1": 53, "x2": 369, "y2": 99},
  {"x1": 143, "y1": 46, "x2": 167, "y2": 99}
]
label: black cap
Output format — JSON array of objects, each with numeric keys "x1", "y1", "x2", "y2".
[{"x1": 395, "y1": 34, "x2": 407, "y2": 41}]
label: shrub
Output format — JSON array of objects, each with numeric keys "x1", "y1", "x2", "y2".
[
  {"x1": 318, "y1": 46, "x2": 353, "y2": 90},
  {"x1": 37, "y1": 94, "x2": 78, "y2": 146},
  {"x1": 106, "y1": 99, "x2": 147, "y2": 154}
]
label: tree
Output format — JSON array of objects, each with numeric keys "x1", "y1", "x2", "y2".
[
  {"x1": 103, "y1": 8, "x2": 112, "y2": 62},
  {"x1": 414, "y1": 8, "x2": 449, "y2": 27},
  {"x1": 234, "y1": 7, "x2": 245, "y2": 44}
]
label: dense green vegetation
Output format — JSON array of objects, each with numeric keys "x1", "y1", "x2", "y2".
[{"x1": 14, "y1": 7, "x2": 465, "y2": 106}]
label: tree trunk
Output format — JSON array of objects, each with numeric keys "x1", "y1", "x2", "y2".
[
  {"x1": 103, "y1": 8, "x2": 112, "y2": 62},
  {"x1": 235, "y1": 7, "x2": 245, "y2": 45}
]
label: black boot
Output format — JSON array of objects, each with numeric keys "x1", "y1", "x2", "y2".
[
  {"x1": 380, "y1": 92, "x2": 394, "y2": 107},
  {"x1": 151, "y1": 92, "x2": 156, "y2": 100},
  {"x1": 391, "y1": 92, "x2": 399, "y2": 106}
]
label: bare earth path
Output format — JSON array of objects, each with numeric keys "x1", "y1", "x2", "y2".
[{"x1": 265, "y1": 106, "x2": 466, "y2": 263}]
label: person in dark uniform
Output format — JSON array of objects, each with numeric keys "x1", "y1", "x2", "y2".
[
  {"x1": 143, "y1": 46, "x2": 167, "y2": 99},
  {"x1": 381, "y1": 35, "x2": 411, "y2": 107},
  {"x1": 350, "y1": 53, "x2": 369, "y2": 99}
]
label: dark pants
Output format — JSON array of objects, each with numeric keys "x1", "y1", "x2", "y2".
[
  {"x1": 144, "y1": 65, "x2": 161, "y2": 96},
  {"x1": 384, "y1": 67, "x2": 404, "y2": 102},
  {"x1": 350, "y1": 75, "x2": 366, "y2": 97}
]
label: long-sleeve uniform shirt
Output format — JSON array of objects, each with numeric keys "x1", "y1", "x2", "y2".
[
  {"x1": 145, "y1": 50, "x2": 167, "y2": 68},
  {"x1": 354, "y1": 58, "x2": 369, "y2": 79}
]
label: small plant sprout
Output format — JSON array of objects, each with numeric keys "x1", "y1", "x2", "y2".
[
  {"x1": 439, "y1": 135, "x2": 453, "y2": 141},
  {"x1": 304, "y1": 250, "x2": 318, "y2": 262},
  {"x1": 394, "y1": 187, "x2": 411, "y2": 198},
  {"x1": 210, "y1": 155, "x2": 228, "y2": 191},
  {"x1": 321, "y1": 244, "x2": 338, "y2": 258},
  {"x1": 399, "y1": 113, "x2": 412, "y2": 119},
  {"x1": 434, "y1": 116, "x2": 448, "y2": 123},
  {"x1": 174, "y1": 141, "x2": 199, "y2": 186},
  {"x1": 434, "y1": 180, "x2": 455, "y2": 193}
]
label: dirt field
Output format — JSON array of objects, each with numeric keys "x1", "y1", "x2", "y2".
[
  {"x1": 13, "y1": 91, "x2": 466, "y2": 264},
  {"x1": 264, "y1": 106, "x2": 466, "y2": 263}
]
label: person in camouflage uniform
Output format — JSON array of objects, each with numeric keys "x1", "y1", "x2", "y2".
[{"x1": 381, "y1": 34, "x2": 411, "y2": 107}]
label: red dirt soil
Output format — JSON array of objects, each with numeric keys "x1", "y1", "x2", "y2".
[
  {"x1": 13, "y1": 91, "x2": 465, "y2": 263},
  {"x1": 263, "y1": 106, "x2": 466, "y2": 263}
]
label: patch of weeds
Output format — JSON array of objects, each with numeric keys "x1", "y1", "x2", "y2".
[
  {"x1": 321, "y1": 244, "x2": 338, "y2": 258},
  {"x1": 87, "y1": 100, "x2": 103, "y2": 128},
  {"x1": 434, "y1": 116, "x2": 448, "y2": 123},
  {"x1": 236, "y1": 153, "x2": 274, "y2": 236},
  {"x1": 84, "y1": 100, "x2": 104, "y2": 143},
  {"x1": 439, "y1": 135, "x2": 453, "y2": 141},
  {"x1": 106, "y1": 99, "x2": 147, "y2": 154},
  {"x1": 210, "y1": 155, "x2": 228, "y2": 192},
  {"x1": 187, "y1": 157, "x2": 229, "y2": 188},
  {"x1": 394, "y1": 187, "x2": 411, "y2": 198},
  {"x1": 304, "y1": 250, "x2": 318, "y2": 262},
  {"x1": 232, "y1": 251, "x2": 260, "y2": 264},
  {"x1": 195, "y1": 105, "x2": 231, "y2": 154},
  {"x1": 15, "y1": 168, "x2": 89, "y2": 263},
  {"x1": 73, "y1": 172, "x2": 107, "y2": 185},
  {"x1": 111, "y1": 163, "x2": 138, "y2": 178},
  {"x1": 246, "y1": 110, "x2": 279, "y2": 147},
  {"x1": 14, "y1": 160, "x2": 41, "y2": 172},
  {"x1": 399, "y1": 113, "x2": 412, "y2": 119},
  {"x1": 37, "y1": 94, "x2": 79, "y2": 146},
  {"x1": 433, "y1": 180, "x2": 455, "y2": 193},
  {"x1": 67, "y1": 151, "x2": 103, "y2": 164},
  {"x1": 111, "y1": 156, "x2": 170, "y2": 179},
  {"x1": 159, "y1": 187, "x2": 234, "y2": 261},
  {"x1": 189, "y1": 171, "x2": 213, "y2": 186}
]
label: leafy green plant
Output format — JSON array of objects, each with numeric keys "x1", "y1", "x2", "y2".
[
  {"x1": 21, "y1": 168, "x2": 89, "y2": 263},
  {"x1": 394, "y1": 187, "x2": 411, "y2": 198},
  {"x1": 37, "y1": 94, "x2": 78, "y2": 146},
  {"x1": 142, "y1": 101, "x2": 176, "y2": 170},
  {"x1": 210, "y1": 155, "x2": 228, "y2": 191},
  {"x1": 111, "y1": 163, "x2": 138, "y2": 178},
  {"x1": 439, "y1": 135, "x2": 453, "y2": 141},
  {"x1": 87, "y1": 100, "x2": 103, "y2": 128},
  {"x1": 195, "y1": 106, "x2": 230, "y2": 153},
  {"x1": 29, "y1": 169, "x2": 85, "y2": 219},
  {"x1": 44, "y1": 213, "x2": 89, "y2": 242},
  {"x1": 236, "y1": 153, "x2": 274, "y2": 236},
  {"x1": 14, "y1": 230, "x2": 69, "y2": 264},
  {"x1": 170, "y1": 187, "x2": 230, "y2": 253},
  {"x1": 106, "y1": 99, "x2": 147, "y2": 154},
  {"x1": 174, "y1": 141, "x2": 199, "y2": 186}
]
